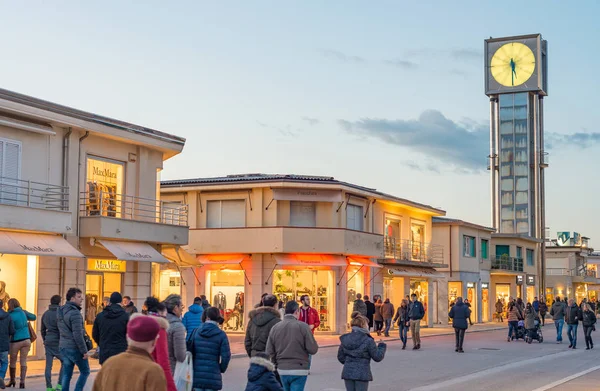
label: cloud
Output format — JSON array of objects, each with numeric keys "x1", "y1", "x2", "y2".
[
  {"x1": 302, "y1": 117, "x2": 320, "y2": 126},
  {"x1": 385, "y1": 59, "x2": 419, "y2": 70},
  {"x1": 403, "y1": 160, "x2": 441, "y2": 173},
  {"x1": 450, "y1": 48, "x2": 482, "y2": 61},
  {"x1": 319, "y1": 49, "x2": 366, "y2": 63},
  {"x1": 549, "y1": 132, "x2": 600, "y2": 148},
  {"x1": 257, "y1": 121, "x2": 301, "y2": 138}
]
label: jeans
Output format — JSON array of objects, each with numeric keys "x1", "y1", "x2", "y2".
[
  {"x1": 508, "y1": 321, "x2": 518, "y2": 339},
  {"x1": 399, "y1": 323, "x2": 408, "y2": 345},
  {"x1": 280, "y1": 375, "x2": 308, "y2": 391},
  {"x1": 344, "y1": 379, "x2": 369, "y2": 391},
  {"x1": 555, "y1": 319, "x2": 564, "y2": 342},
  {"x1": 374, "y1": 320, "x2": 383, "y2": 333},
  {"x1": 45, "y1": 345, "x2": 64, "y2": 388},
  {"x1": 410, "y1": 320, "x2": 421, "y2": 347},
  {"x1": 60, "y1": 348, "x2": 90, "y2": 391},
  {"x1": 454, "y1": 328, "x2": 466, "y2": 350},
  {"x1": 584, "y1": 325, "x2": 594, "y2": 347},
  {"x1": 0, "y1": 351, "x2": 8, "y2": 380},
  {"x1": 567, "y1": 323, "x2": 578, "y2": 347},
  {"x1": 383, "y1": 319, "x2": 392, "y2": 335}
]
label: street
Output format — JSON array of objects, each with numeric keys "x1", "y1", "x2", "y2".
[{"x1": 23, "y1": 326, "x2": 600, "y2": 390}]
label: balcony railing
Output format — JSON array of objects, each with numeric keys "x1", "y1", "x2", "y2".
[
  {"x1": 0, "y1": 176, "x2": 69, "y2": 211},
  {"x1": 546, "y1": 268, "x2": 571, "y2": 276},
  {"x1": 80, "y1": 191, "x2": 188, "y2": 226},
  {"x1": 384, "y1": 237, "x2": 444, "y2": 264},
  {"x1": 585, "y1": 269, "x2": 597, "y2": 278},
  {"x1": 491, "y1": 256, "x2": 524, "y2": 272}
]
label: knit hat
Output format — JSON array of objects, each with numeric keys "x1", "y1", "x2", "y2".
[
  {"x1": 127, "y1": 315, "x2": 160, "y2": 342},
  {"x1": 110, "y1": 292, "x2": 123, "y2": 305}
]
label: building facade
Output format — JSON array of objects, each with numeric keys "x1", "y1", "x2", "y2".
[{"x1": 0, "y1": 88, "x2": 188, "y2": 357}]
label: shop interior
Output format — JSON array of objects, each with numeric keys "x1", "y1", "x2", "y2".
[
  {"x1": 206, "y1": 269, "x2": 245, "y2": 332},
  {"x1": 482, "y1": 284, "x2": 489, "y2": 322},
  {"x1": 346, "y1": 266, "x2": 365, "y2": 330},
  {"x1": 158, "y1": 269, "x2": 182, "y2": 301},
  {"x1": 410, "y1": 279, "x2": 428, "y2": 324},
  {"x1": 85, "y1": 268, "x2": 123, "y2": 341},
  {"x1": 448, "y1": 281, "x2": 462, "y2": 324},
  {"x1": 383, "y1": 275, "x2": 405, "y2": 311},
  {"x1": 85, "y1": 157, "x2": 124, "y2": 218},
  {"x1": 467, "y1": 283, "x2": 477, "y2": 323}
]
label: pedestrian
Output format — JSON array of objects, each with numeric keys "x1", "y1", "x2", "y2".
[
  {"x1": 57, "y1": 287, "x2": 90, "y2": 391},
  {"x1": 245, "y1": 351, "x2": 283, "y2": 391},
  {"x1": 245, "y1": 294, "x2": 281, "y2": 357},
  {"x1": 506, "y1": 302, "x2": 520, "y2": 342},
  {"x1": 539, "y1": 300, "x2": 548, "y2": 326},
  {"x1": 408, "y1": 293, "x2": 425, "y2": 350},
  {"x1": 144, "y1": 297, "x2": 176, "y2": 391},
  {"x1": 41, "y1": 295, "x2": 64, "y2": 391},
  {"x1": 164, "y1": 294, "x2": 187, "y2": 375},
  {"x1": 92, "y1": 314, "x2": 166, "y2": 391},
  {"x1": 550, "y1": 296, "x2": 566, "y2": 344},
  {"x1": 532, "y1": 297, "x2": 540, "y2": 313},
  {"x1": 580, "y1": 298, "x2": 588, "y2": 310},
  {"x1": 565, "y1": 298, "x2": 582, "y2": 349},
  {"x1": 495, "y1": 299, "x2": 504, "y2": 322},
  {"x1": 92, "y1": 292, "x2": 129, "y2": 365},
  {"x1": 464, "y1": 299, "x2": 473, "y2": 326},
  {"x1": 393, "y1": 299, "x2": 409, "y2": 349},
  {"x1": 266, "y1": 300, "x2": 318, "y2": 391},
  {"x1": 182, "y1": 296, "x2": 204, "y2": 335},
  {"x1": 189, "y1": 307, "x2": 231, "y2": 391},
  {"x1": 122, "y1": 296, "x2": 138, "y2": 315},
  {"x1": 256, "y1": 293, "x2": 269, "y2": 309},
  {"x1": 352, "y1": 293, "x2": 367, "y2": 317},
  {"x1": 524, "y1": 302, "x2": 538, "y2": 343},
  {"x1": 364, "y1": 296, "x2": 375, "y2": 331},
  {"x1": 337, "y1": 312, "x2": 386, "y2": 391},
  {"x1": 373, "y1": 298, "x2": 383, "y2": 337},
  {"x1": 590, "y1": 298, "x2": 597, "y2": 313},
  {"x1": 380, "y1": 299, "x2": 394, "y2": 337},
  {"x1": 516, "y1": 297, "x2": 524, "y2": 312},
  {"x1": 201, "y1": 295, "x2": 211, "y2": 310},
  {"x1": 448, "y1": 297, "x2": 470, "y2": 353},
  {"x1": 278, "y1": 301, "x2": 285, "y2": 319},
  {"x1": 0, "y1": 299, "x2": 15, "y2": 389},
  {"x1": 298, "y1": 295, "x2": 320, "y2": 334},
  {"x1": 7, "y1": 298, "x2": 36, "y2": 388},
  {"x1": 582, "y1": 303, "x2": 596, "y2": 350}
]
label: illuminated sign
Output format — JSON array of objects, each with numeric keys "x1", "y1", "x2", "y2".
[
  {"x1": 466, "y1": 282, "x2": 475, "y2": 288},
  {"x1": 526, "y1": 275, "x2": 536, "y2": 286},
  {"x1": 516, "y1": 275, "x2": 524, "y2": 285},
  {"x1": 88, "y1": 259, "x2": 126, "y2": 273},
  {"x1": 481, "y1": 283, "x2": 489, "y2": 289}
]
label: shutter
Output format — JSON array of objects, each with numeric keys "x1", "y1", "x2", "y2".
[
  {"x1": 0, "y1": 140, "x2": 21, "y2": 205},
  {"x1": 206, "y1": 200, "x2": 221, "y2": 228},
  {"x1": 347, "y1": 204, "x2": 363, "y2": 231},
  {"x1": 290, "y1": 201, "x2": 316, "y2": 227},
  {"x1": 0, "y1": 140, "x2": 4, "y2": 178},
  {"x1": 220, "y1": 200, "x2": 245, "y2": 228}
]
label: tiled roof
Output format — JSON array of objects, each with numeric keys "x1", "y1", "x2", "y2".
[{"x1": 433, "y1": 217, "x2": 495, "y2": 232}]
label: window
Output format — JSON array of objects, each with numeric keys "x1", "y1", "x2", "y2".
[
  {"x1": 527, "y1": 249, "x2": 534, "y2": 266},
  {"x1": 290, "y1": 201, "x2": 316, "y2": 227},
  {"x1": 0, "y1": 138, "x2": 22, "y2": 205},
  {"x1": 207, "y1": 200, "x2": 246, "y2": 228},
  {"x1": 463, "y1": 236, "x2": 475, "y2": 257},
  {"x1": 85, "y1": 156, "x2": 125, "y2": 217},
  {"x1": 346, "y1": 204, "x2": 363, "y2": 231},
  {"x1": 516, "y1": 246, "x2": 522, "y2": 260},
  {"x1": 481, "y1": 239, "x2": 489, "y2": 259}
]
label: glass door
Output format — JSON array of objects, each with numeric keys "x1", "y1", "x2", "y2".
[
  {"x1": 482, "y1": 288, "x2": 489, "y2": 322},
  {"x1": 85, "y1": 274, "x2": 103, "y2": 342}
]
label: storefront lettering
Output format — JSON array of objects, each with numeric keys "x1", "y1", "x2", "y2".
[
  {"x1": 19, "y1": 244, "x2": 54, "y2": 253},
  {"x1": 95, "y1": 260, "x2": 122, "y2": 271},
  {"x1": 125, "y1": 252, "x2": 152, "y2": 259},
  {"x1": 92, "y1": 166, "x2": 118, "y2": 179}
]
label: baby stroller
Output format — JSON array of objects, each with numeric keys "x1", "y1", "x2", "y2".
[
  {"x1": 513, "y1": 320, "x2": 527, "y2": 341},
  {"x1": 525, "y1": 318, "x2": 543, "y2": 343}
]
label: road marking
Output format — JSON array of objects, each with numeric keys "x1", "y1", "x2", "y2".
[
  {"x1": 409, "y1": 350, "x2": 578, "y2": 391},
  {"x1": 530, "y1": 365, "x2": 600, "y2": 391}
]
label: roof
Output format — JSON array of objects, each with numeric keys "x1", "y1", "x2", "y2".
[
  {"x1": 0, "y1": 88, "x2": 185, "y2": 145},
  {"x1": 432, "y1": 217, "x2": 495, "y2": 232},
  {"x1": 161, "y1": 173, "x2": 445, "y2": 215}
]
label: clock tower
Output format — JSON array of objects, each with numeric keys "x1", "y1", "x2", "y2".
[{"x1": 485, "y1": 34, "x2": 548, "y2": 299}]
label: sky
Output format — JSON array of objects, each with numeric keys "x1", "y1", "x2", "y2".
[{"x1": 1, "y1": 2, "x2": 599, "y2": 245}]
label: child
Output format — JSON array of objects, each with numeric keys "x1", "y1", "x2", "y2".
[{"x1": 245, "y1": 352, "x2": 283, "y2": 391}]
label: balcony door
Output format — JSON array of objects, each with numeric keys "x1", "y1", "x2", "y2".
[
  {"x1": 0, "y1": 138, "x2": 21, "y2": 206},
  {"x1": 495, "y1": 245, "x2": 510, "y2": 258},
  {"x1": 85, "y1": 156, "x2": 125, "y2": 218},
  {"x1": 384, "y1": 217, "x2": 401, "y2": 258}
]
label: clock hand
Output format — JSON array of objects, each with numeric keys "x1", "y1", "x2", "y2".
[{"x1": 510, "y1": 58, "x2": 517, "y2": 85}]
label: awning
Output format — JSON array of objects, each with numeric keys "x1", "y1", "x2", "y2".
[
  {"x1": 273, "y1": 254, "x2": 347, "y2": 267},
  {"x1": 162, "y1": 247, "x2": 197, "y2": 266},
  {"x1": 386, "y1": 266, "x2": 444, "y2": 279},
  {"x1": 347, "y1": 257, "x2": 383, "y2": 269},
  {"x1": 272, "y1": 188, "x2": 343, "y2": 202},
  {"x1": 0, "y1": 231, "x2": 84, "y2": 258},
  {"x1": 98, "y1": 240, "x2": 168, "y2": 263}
]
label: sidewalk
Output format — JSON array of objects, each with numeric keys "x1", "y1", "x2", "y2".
[{"x1": 21, "y1": 322, "x2": 506, "y2": 380}]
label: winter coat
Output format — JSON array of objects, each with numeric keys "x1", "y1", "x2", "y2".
[
  {"x1": 539, "y1": 302, "x2": 548, "y2": 314},
  {"x1": 532, "y1": 300, "x2": 540, "y2": 312},
  {"x1": 353, "y1": 299, "x2": 367, "y2": 316},
  {"x1": 245, "y1": 306, "x2": 281, "y2": 357},
  {"x1": 507, "y1": 306, "x2": 520, "y2": 322},
  {"x1": 244, "y1": 355, "x2": 284, "y2": 391},
  {"x1": 167, "y1": 312, "x2": 187, "y2": 374},
  {"x1": 92, "y1": 304, "x2": 130, "y2": 365},
  {"x1": 365, "y1": 301, "x2": 376, "y2": 326},
  {"x1": 0, "y1": 309, "x2": 15, "y2": 352},
  {"x1": 380, "y1": 302, "x2": 394, "y2": 320},
  {"x1": 57, "y1": 301, "x2": 88, "y2": 355},
  {"x1": 565, "y1": 305, "x2": 582, "y2": 325},
  {"x1": 298, "y1": 306, "x2": 320, "y2": 334},
  {"x1": 124, "y1": 302, "x2": 138, "y2": 315},
  {"x1": 408, "y1": 300, "x2": 425, "y2": 321},
  {"x1": 337, "y1": 327, "x2": 386, "y2": 382},
  {"x1": 202, "y1": 300, "x2": 211, "y2": 310},
  {"x1": 266, "y1": 315, "x2": 318, "y2": 372},
  {"x1": 41, "y1": 304, "x2": 61, "y2": 349},
  {"x1": 182, "y1": 304, "x2": 204, "y2": 335},
  {"x1": 393, "y1": 306, "x2": 409, "y2": 326},
  {"x1": 190, "y1": 321, "x2": 231, "y2": 390},
  {"x1": 582, "y1": 310, "x2": 597, "y2": 327},
  {"x1": 147, "y1": 314, "x2": 176, "y2": 391},
  {"x1": 449, "y1": 302, "x2": 470, "y2": 330},
  {"x1": 92, "y1": 346, "x2": 167, "y2": 391},
  {"x1": 524, "y1": 309, "x2": 538, "y2": 329},
  {"x1": 9, "y1": 307, "x2": 36, "y2": 342},
  {"x1": 550, "y1": 301, "x2": 566, "y2": 320},
  {"x1": 495, "y1": 301, "x2": 504, "y2": 313},
  {"x1": 373, "y1": 303, "x2": 383, "y2": 322}
]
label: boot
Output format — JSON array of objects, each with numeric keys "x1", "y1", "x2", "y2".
[
  {"x1": 18, "y1": 366, "x2": 25, "y2": 389},
  {"x1": 7, "y1": 368, "x2": 15, "y2": 388},
  {"x1": 585, "y1": 336, "x2": 590, "y2": 350}
]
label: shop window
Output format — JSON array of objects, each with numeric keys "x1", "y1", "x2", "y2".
[
  {"x1": 290, "y1": 201, "x2": 316, "y2": 227},
  {"x1": 410, "y1": 279, "x2": 428, "y2": 325},
  {"x1": 496, "y1": 284, "x2": 510, "y2": 307},
  {"x1": 158, "y1": 269, "x2": 181, "y2": 300},
  {"x1": 206, "y1": 270, "x2": 245, "y2": 331},
  {"x1": 0, "y1": 138, "x2": 22, "y2": 206},
  {"x1": 85, "y1": 261, "x2": 124, "y2": 344},
  {"x1": 516, "y1": 247, "x2": 522, "y2": 260},
  {"x1": 481, "y1": 239, "x2": 489, "y2": 259},
  {"x1": 85, "y1": 157, "x2": 125, "y2": 217},
  {"x1": 463, "y1": 236, "x2": 475, "y2": 257},
  {"x1": 526, "y1": 249, "x2": 534, "y2": 266},
  {"x1": 207, "y1": 200, "x2": 246, "y2": 228},
  {"x1": 346, "y1": 266, "x2": 365, "y2": 329},
  {"x1": 411, "y1": 223, "x2": 425, "y2": 259},
  {"x1": 346, "y1": 204, "x2": 363, "y2": 231},
  {"x1": 448, "y1": 281, "x2": 462, "y2": 324}
]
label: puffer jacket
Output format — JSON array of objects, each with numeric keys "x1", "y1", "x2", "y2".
[
  {"x1": 57, "y1": 301, "x2": 88, "y2": 355},
  {"x1": 244, "y1": 356, "x2": 283, "y2": 391},
  {"x1": 352, "y1": 299, "x2": 367, "y2": 316},
  {"x1": 9, "y1": 307, "x2": 36, "y2": 342},
  {"x1": 373, "y1": 303, "x2": 383, "y2": 322},
  {"x1": 147, "y1": 314, "x2": 176, "y2": 391},
  {"x1": 449, "y1": 301, "x2": 470, "y2": 330},
  {"x1": 507, "y1": 306, "x2": 520, "y2": 322},
  {"x1": 41, "y1": 304, "x2": 61, "y2": 348},
  {"x1": 524, "y1": 308, "x2": 538, "y2": 329},
  {"x1": 167, "y1": 312, "x2": 187, "y2": 374},
  {"x1": 550, "y1": 301, "x2": 566, "y2": 320},
  {"x1": 582, "y1": 310, "x2": 597, "y2": 327},
  {"x1": 337, "y1": 327, "x2": 386, "y2": 382},
  {"x1": 244, "y1": 306, "x2": 281, "y2": 357},
  {"x1": 191, "y1": 321, "x2": 231, "y2": 390},
  {"x1": 92, "y1": 304, "x2": 130, "y2": 364},
  {"x1": 565, "y1": 304, "x2": 582, "y2": 325},
  {"x1": 182, "y1": 304, "x2": 204, "y2": 335}
]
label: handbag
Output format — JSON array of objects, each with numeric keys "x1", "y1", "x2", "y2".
[
  {"x1": 28, "y1": 321, "x2": 37, "y2": 343},
  {"x1": 173, "y1": 351, "x2": 193, "y2": 391},
  {"x1": 84, "y1": 332, "x2": 93, "y2": 351}
]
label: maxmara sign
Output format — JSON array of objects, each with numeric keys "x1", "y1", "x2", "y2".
[
  {"x1": 88, "y1": 259, "x2": 127, "y2": 273},
  {"x1": 92, "y1": 166, "x2": 118, "y2": 179},
  {"x1": 272, "y1": 188, "x2": 343, "y2": 203}
]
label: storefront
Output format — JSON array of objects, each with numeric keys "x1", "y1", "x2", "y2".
[
  {"x1": 574, "y1": 283, "x2": 588, "y2": 304},
  {"x1": 466, "y1": 282, "x2": 477, "y2": 322},
  {"x1": 526, "y1": 275, "x2": 536, "y2": 303},
  {"x1": 448, "y1": 281, "x2": 462, "y2": 323},
  {"x1": 85, "y1": 259, "x2": 125, "y2": 337},
  {"x1": 481, "y1": 283, "x2": 490, "y2": 322},
  {"x1": 158, "y1": 247, "x2": 198, "y2": 301},
  {"x1": 85, "y1": 156, "x2": 125, "y2": 218},
  {"x1": 495, "y1": 283, "x2": 511, "y2": 306}
]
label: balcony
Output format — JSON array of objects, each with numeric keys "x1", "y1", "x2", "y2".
[
  {"x1": 79, "y1": 191, "x2": 188, "y2": 245},
  {"x1": 382, "y1": 237, "x2": 445, "y2": 266},
  {"x1": 187, "y1": 227, "x2": 384, "y2": 258},
  {"x1": 491, "y1": 256, "x2": 524, "y2": 272},
  {"x1": 546, "y1": 268, "x2": 571, "y2": 276},
  {"x1": 0, "y1": 176, "x2": 72, "y2": 234}
]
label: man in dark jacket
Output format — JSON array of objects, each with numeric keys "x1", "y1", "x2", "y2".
[
  {"x1": 408, "y1": 293, "x2": 425, "y2": 350},
  {"x1": 182, "y1": 297, "x2": 204, "y2": 335},
  {"x1": 448, "y1": 297, "x2": 471, "y2": 353},
  {"x1": 550, "y1": 297, "x2": 567, "y2": 343},
  {"x1": 245, "y1": 294, "x2": 281, "y2": 357},
  {"x1": 352, "y1": 293, "x2": 367, "y2": 317},
  {"x1": 200, "y1": 295, "x2": 210, "y2": 310},
  {"x1": 0, "y1": 299, "x2": 15, "y2": 389},
  {"x1": 364, "y1": 296, "x2": 375, "y2": 331},
  {"x1": 58, "y1": 287, "x2": 90, "y2": 391},
  {"x1": 93, "y1": 292, "x2": 130, "y2": 364},
  {"x1": 565, "y1": 299, "x2": 583, "y2": 349},
  {"x1": 122, "y1": 296, "x2": 138, "y2": 315},
  {"x1": 41, "y1": 295, "x2": 64, "y2": 390}
]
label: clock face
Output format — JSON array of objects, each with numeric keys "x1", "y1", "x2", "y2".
[{"x1": 490, "y1": 42, "x2": 536, "y2": 87}]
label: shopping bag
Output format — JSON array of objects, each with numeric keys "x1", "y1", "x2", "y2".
[{"x1": 174, "y1": 351, "x2": 193, "y2": 391}]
